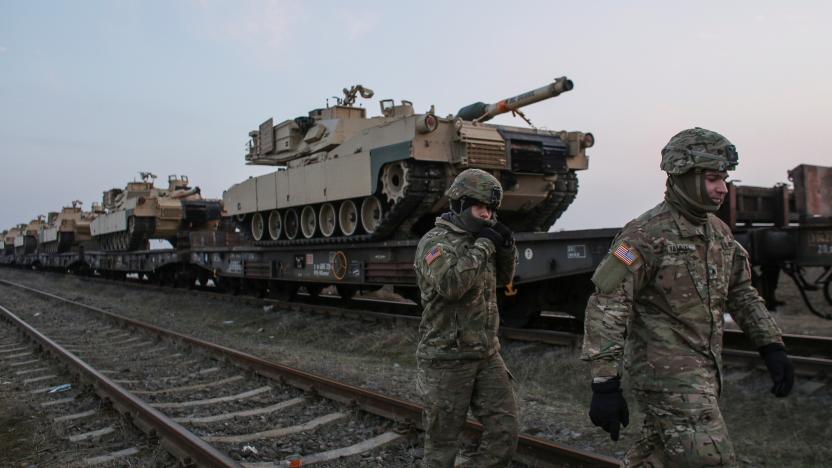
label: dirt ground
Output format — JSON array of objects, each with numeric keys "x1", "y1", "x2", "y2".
[{"x1": 1, "y1": 268, "x2": 830, "y2": 466}]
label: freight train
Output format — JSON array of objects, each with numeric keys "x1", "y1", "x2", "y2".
[{"x1": 2, "y1": 80, "x2": 831, "y2": 324}]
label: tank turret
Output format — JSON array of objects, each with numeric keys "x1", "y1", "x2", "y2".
[
  {"x1": 90, "y1": 172, "x2": 222, "y2": 250},
  {"x1": 224, "y1": 77, "x2": 594, "y2": 242}
]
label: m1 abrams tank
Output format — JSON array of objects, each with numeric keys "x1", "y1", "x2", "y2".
[
  {"x1": 90, "y1": 173, "x2": 222, "y2": 251},
  {"x1": 223, "y1": 77, "x2": 594, "y2": 243},
  {"x1": 38, "y1": 201, "x2": 97, "y2": 253},
  {"x1": 1, "y1": 227, "x2": 21, "y2": 256},
  {"x1": 15, "y1": 217, "x2": 47, "y2": 256}
]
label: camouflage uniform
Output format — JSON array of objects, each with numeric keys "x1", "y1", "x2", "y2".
[
  {"x1": 582, "y1": 128, "x2": 786, "y2": 467},
  {"x1": 415, "y1": 169, "x2": 519, "y2": 468}
]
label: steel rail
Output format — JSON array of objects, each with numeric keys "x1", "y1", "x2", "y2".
[
  {"x1": 11, "y1": 271, "x2": 832, "y2": 375},
  {"x1": 0, "y1": 278, "x2": 620, "y2": 467},
  {"x1": 0, "y1": 303, "x2": 240, "y2": 468}
]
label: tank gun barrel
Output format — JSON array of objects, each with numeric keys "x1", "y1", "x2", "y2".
[{"x1": 455, "y1": 77, "x2": 574, "y2": 122}]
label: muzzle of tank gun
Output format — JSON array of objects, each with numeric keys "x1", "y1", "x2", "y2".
[{"x1": 455, "y1": 77, "x2": 574, "y2": 122}]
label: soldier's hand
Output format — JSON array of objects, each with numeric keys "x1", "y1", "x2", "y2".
[
  {"x1": 589, "y1": 377, "x2": 629, "y2": 441},
  {"x1": 759, "y1": 343, "x2": 794, "y2": 397},
  {"x1": 492, "y1": 222, "x2": 515, "y2": 249},
  {"x1": 477, "y1": 227, "x2": 505, "y2": 249}
]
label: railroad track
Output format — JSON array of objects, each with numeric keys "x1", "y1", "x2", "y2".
[
  {"x1": 0, "y1": 279, "x2": 620, "y2": 467},
  {"x1": 8, "y1": 268, "x2": 832, "y2": 380}
]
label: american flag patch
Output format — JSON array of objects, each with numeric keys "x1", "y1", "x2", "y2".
[
  {"x1": 612, "y1": 242, "x2": 638, "y2": 266},
  {"x1": 425, "y1": 246, "x2": 443, "y2": 265}
]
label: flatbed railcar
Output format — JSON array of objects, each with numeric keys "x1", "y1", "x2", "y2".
[
  {"x1": 4, "y1": 228, "x2": 619, "y2": 327},
  {"x1": 4, "y1": 164, "x2": 831, "y2": 325}
]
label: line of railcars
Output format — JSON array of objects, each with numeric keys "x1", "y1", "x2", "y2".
[{"x1": 2, "y1": 80, "x2": 830, "y2": 324}]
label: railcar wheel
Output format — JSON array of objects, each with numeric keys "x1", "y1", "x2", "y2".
[
  {"x1": 338, "y1": 200, "x2": 359, "y2": 236},
  {"x1": 267, "y1": 210, "x2": 282, "y2": 240},
  {"x1": 251, "y1": 212, "x2": 265, "y2": 241},
  {"x1": 360, "y1": 196, "x2": 383, "y2": 234},
  {"x1": 300, "y1": 206, "x2": 318, "y2": 239},
  {"x1": 319, "y1": 203, "x2": 337, "y2": 238},
  {"x1": 336, "y1": 284, "x2": 357, "y2": 299},
  {"x1": 284, "y1": 209, "x2": 300, "y2": 240}
]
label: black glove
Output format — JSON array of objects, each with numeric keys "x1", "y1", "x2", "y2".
[
  {"x1": 589, "y1": 377, "x2": 629, "y2": 441},
  {"x1": 492, "y1": 222, "x2": 515, "y2": 249},
  {"x1": 758, "y1": 343, "x2": 794, "y2": 397},
  {"x1": 477, "y1": 227, "x2": 505, "y2": 249}
]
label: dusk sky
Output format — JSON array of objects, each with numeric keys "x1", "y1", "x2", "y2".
[{"x1": 1, "y1": 1, "x2": 829, "y2": 231}]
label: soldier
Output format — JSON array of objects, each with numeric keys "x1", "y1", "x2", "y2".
[
  {"x1": 581, "y1": 128, "x2": 795, "y2": 467},
  {"x1": 414, "y1": 168, "x2": 519, "y2": 467}
]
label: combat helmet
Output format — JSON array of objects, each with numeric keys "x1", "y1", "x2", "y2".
[
  {"x1": 660, "y1": 127, "x2": 738, "y2": 175},
  {"x1": 445, "y1": 168, "x2": 503, "y2": 210}
]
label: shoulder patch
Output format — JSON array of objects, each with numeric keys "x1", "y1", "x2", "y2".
[
  {"x1": 591, "y1": 255, "x2": 629, "y2": 294},
  {"x1": 425, "y1": 245, "x2": 443, "y2": 265},
  {"x1": 612, "y1": 242, "x2": 639, "y2": 266}
]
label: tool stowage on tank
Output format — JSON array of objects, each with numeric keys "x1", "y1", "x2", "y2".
[{"x1": 223, "y1": 77, "x2": 594, "y2": 244}]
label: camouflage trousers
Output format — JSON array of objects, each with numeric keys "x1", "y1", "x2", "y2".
[
  {"x1": 416, "y1": 352, "x2": 518, "y2": 468},
  {"x1": 625, "y1": 391, "x2": 738, "y2": 468}
]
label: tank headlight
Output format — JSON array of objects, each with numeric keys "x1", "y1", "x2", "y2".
[
  {"x1": 417, "y1": 114, "x2": 439, "y2": 134},
  {"x1": 582, "y1": 132, "x2": 595, "y2": 148}
]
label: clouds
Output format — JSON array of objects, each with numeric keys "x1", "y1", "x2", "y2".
[
  {"x1": 185, "y1": 0, "x2": 380, "y2": 60},
  {"x1": 188, "y1": 0, "x2": 300, "y2": 52}
]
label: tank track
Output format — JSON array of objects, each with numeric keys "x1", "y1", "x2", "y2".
[
  {"x1": 376, "y1": 161, "x2": 446, "y2": 240},
  {"x1": 254, "y1": 161, "x2": 446, "y2": 247},
  {"x1": 96, "y1": 217, "x2": 155, "y2": 251},
  {"x1": 531, "y1": 169, "x2": 579, "y2": 231},
  {"x1": 38, "y1": 232, "x2": 74, "y2": 254},
  {"x1": 501, "y1": 170, "x2": 579, "y2": 232}
]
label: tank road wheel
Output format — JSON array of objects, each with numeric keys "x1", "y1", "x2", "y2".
[
  {"x1": 360, "y1": 196, "x2": 383, "y2": 234},
  {"x1": 284, "y1": 209, "x2": 300, "y2": 240},
  {"x1": 251, "y1": 212, "x2": 265, "y2": 241},
  {"x1": 338, "y1": 200, "x2": 359, "y2": 236},
  {"x1": 381, "y1": 161, "x2": 410, "y2": 205},
  {"x1": 300, "y1": 206, "x2": 318, "y2": 239},
  {"x1": 319, "y1": 203, "x2": 337, "y2": 238},
  {"x1": 267, "y1": 210, "x2": 282, "y2": 240}
]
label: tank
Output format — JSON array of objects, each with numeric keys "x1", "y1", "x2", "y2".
[
  {"x1": 223, "y1": 77, "x2": 593, "y2": 243},
  {"x1": 38, "y1": 200, "x2": 97, "y2": 253},
  {"x1": 15, "y1": 217, "x2": 47, "y2": 256},
  {"x1": 90, "y1": 172, "x2": 222, "y2": 250},
  {"x1": 1, "y1": 228, "x2": 14, "y2": 256}
]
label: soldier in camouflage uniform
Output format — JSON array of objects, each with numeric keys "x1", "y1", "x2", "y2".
[
  {"x1": 414, "y1": 168, "x2": 519, "y2": 467},
  {"x1": 581, "y1": 128, "x2": 795, "y2": 467}
]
